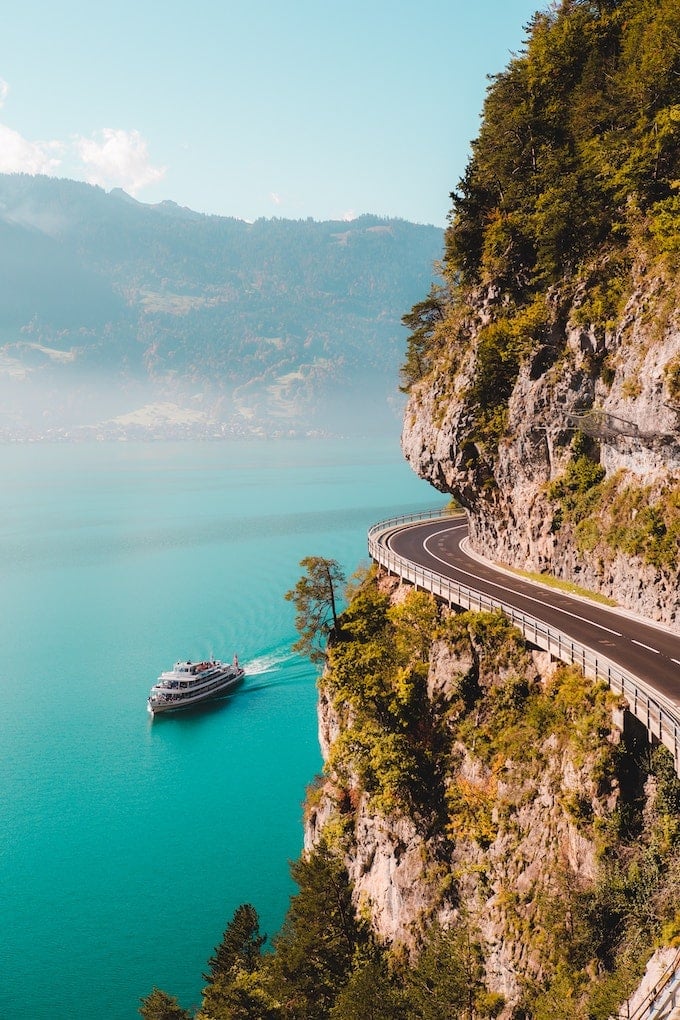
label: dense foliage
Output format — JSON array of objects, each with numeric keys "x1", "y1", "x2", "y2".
[
  {"x1": 447, "y1": 0, "x2": 680, "y2": 293},
  {"x1": 402, "y1": 0, "x2": 680, "y2": 426},
  {"x1": 548, "y1": 432, "x2": 680, "y2": 569}
]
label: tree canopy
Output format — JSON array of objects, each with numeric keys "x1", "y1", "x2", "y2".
[
  {"x1": 139, "y1": 988, "x2": 192, "y2": 1020},
  {"x1": 203, "y1": 903, "x2": 266, "y2": 984},
  {"x1": 445, "y1": 0, "x2": 680, "y2": 295},
  {"x1": 285, "y1": 556, "x2": 346, "y2": 663}
]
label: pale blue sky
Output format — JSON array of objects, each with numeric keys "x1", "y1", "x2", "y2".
[{"x1": 1, "y1": 1, "x2": 544, "y2": 226}]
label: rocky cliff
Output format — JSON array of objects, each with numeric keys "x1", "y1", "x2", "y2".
[
  {"x1": 402, "y1": 260, "x2": 680, "y2": 628},
  {"x1": 304, "y1": 572, "x2": 680, "y2": 1017},
  {"x1": 400, "y1": 0, "x2": 680, "y2": 629}
]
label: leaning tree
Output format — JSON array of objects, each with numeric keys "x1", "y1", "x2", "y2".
[{"x1": 285, "y1": 556, "x2": 346, "y2": 663}]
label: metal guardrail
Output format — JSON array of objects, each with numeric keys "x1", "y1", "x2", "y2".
[
  {"x1": 614, "y1": 944, "x2": 680, "y2": 1020},
  {"x1": 368, "y1": 508, "x2": 680, "y2": 774}
]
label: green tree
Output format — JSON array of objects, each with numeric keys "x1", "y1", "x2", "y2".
[
  {"x1": 203, "y1": 903, "x2": 266, "y2": 983},
  {"x1": 388, "y1": 590, "x2": 438, "y2": 667},
  {"x1": 139, "y1": 988, "x2": 192, "y2": 1020},
  {"x1": 337, "y1": 582, "x2": 391, "y2": 644},
  {"x1": 405, "y1": 923, "x2": 485, "y2": 1020},
  {"x1": 269, "y1": 843, "x2": 366, "y2": 1018},
  {"x1": 285, "y1": 557, "x2": 346, "y2": 663},
  {"x1": 197, "y1": 968, "x2": 282, "y2": 1020},
  {"x1": 198, "y1": 904, "x2": 273, "y2": 1020},
  {"x1": 330, "y1": 958, "x2": 408, "y2": 1020},
  {"x1": 400, "y1": 283, "x2": 446, "y2": 391}
]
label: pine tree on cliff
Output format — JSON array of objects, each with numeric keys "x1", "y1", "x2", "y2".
[
  {"x1": 268, "y1": 843, "x2": 368, "y2": 1018},
  {"x1": 285, "y1": 556, "x2": 346, "y2": 663},
  {"x1": 203, "y1": 903, "x2": 266, "y2": 983},
  {"x1": 138, "y1": 988, "x2": 192, "y2": 1020}
]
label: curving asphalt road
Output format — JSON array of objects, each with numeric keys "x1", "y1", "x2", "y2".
[{"x1": 386, "y1": 517, "x2": 680, "y2": 705}]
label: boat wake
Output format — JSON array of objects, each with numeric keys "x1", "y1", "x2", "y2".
[{"x1": 244, "y1": 645, "x2": 298, "y2": 676}]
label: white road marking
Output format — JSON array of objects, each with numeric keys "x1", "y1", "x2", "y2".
[
  {"x1": 673, "y1": 659, "x2": 680, "y2": 667},
  {"x1": 410, "y1": 525, "x2": 623, "y2": 638},
  {"x1": 631, "y1": 639, "x2": 660, "y2": 655}
]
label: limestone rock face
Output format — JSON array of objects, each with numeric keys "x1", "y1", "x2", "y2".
[
  {"x1": 402, "y1": 266, "x2": 680, "y2": 628},
  {"x1": 305, "y1": 613, "x2": 623, "y2": 1009}
]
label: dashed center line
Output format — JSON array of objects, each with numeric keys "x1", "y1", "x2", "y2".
[
  {"x1": 632, "y1": 639, "x2": 660, "y2": 655},
  {"x1": 420, "y1": 526, "x2": 623, "y2": 638}
]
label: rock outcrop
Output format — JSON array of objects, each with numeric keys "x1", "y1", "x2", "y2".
[
  {"x1": 402, "y1": 263, "x2": 680, "y2": 629},
  {"x1": 304, "y1": 578, "x2": 641, "y2": 1011}
]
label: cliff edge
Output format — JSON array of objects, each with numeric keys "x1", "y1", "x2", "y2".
[
  {"x1": 401, "y1": 0, "x2": 680, "y2": 628},
  {"x1": 305, "y1": 572, "x2": 680, "y2": 1017}
]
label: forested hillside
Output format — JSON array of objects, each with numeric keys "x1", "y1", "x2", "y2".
[
  {"x1": 404, "y1": 0, "x2": 680, "y2": 395},
  {"x1": 0, "y1": 174, "x2": 442, "y2": 438},
  {"x1": 402, "y1": 0, "x2": 680, "y2": 624}
]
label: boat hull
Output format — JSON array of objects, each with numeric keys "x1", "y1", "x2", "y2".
[{"x1": 147, "y1": 664, "x2": 244, "y2": 716}]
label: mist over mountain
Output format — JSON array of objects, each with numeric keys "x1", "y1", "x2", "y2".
[{"x1": 0, "y1": 174, "x2": 442, "y2": 439}]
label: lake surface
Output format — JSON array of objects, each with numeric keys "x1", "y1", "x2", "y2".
[{"x1": 0, "y1": 437, "x2": 443, "y2": 1019}]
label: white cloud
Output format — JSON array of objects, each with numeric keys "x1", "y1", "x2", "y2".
[
  {"x1": 270, "y1": 192, "x2": 283, "y2": 206},
  {"x1": 74, "y1": 128, "x2": 165, "y2": 195},
  {"x1": 0, "y1": 124, "x2": 62, "y2": 175},
  {"x1": 0, "y1": 78, "x2": 164, "y2": 195},
  {"x1": 0, "y1": 76, "x2": 62, "y2": 174}
]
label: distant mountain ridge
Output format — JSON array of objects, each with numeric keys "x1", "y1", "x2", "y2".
[{"x1": 0, "y1": 173, "x2": 442, "y2": 438}]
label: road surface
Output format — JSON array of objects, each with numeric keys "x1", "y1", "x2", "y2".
[{"x1": 385, "y1": 516, "x2": 680, "y2": 704}]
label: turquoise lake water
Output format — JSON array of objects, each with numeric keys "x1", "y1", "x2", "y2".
[{"x1": 0, "y1": 437, "x2": 443, "y2": 1019}]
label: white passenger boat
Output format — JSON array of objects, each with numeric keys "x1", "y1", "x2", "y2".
[{"x1": 147, "y1": 655, "x2": 244, "y2": 716}]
